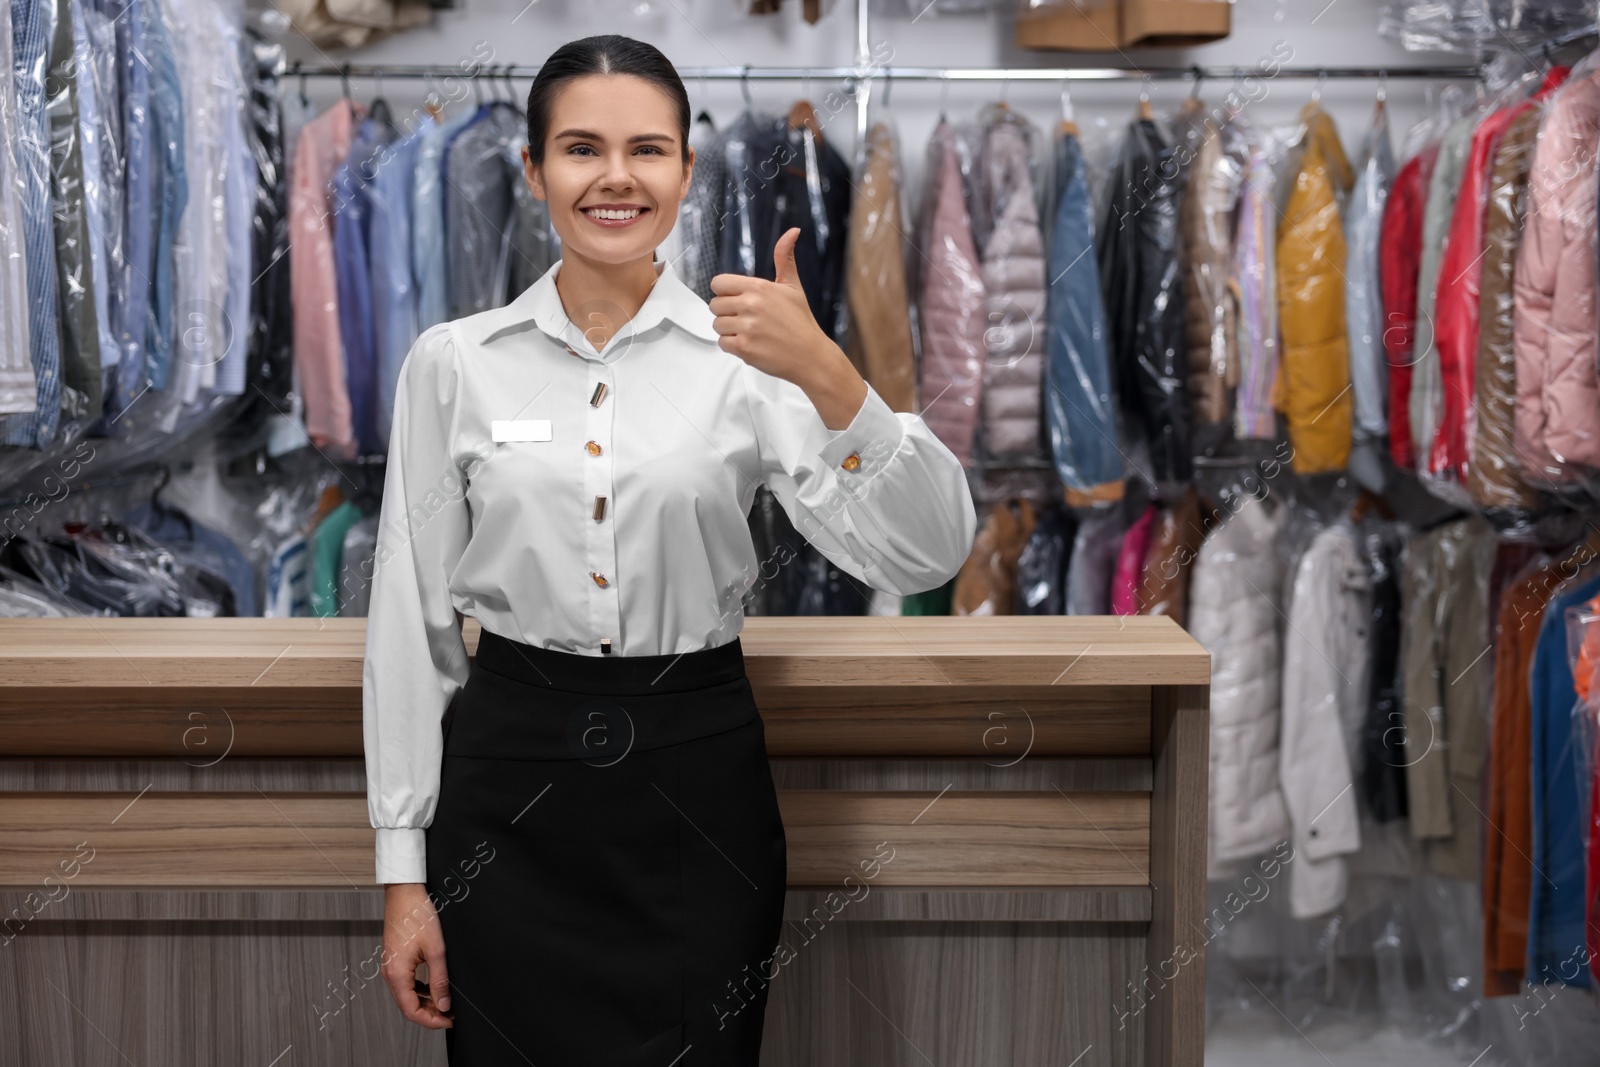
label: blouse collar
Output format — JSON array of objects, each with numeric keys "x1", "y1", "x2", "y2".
[{"x1": 467, "y1": 256, "x2": 721, "y2": 351}]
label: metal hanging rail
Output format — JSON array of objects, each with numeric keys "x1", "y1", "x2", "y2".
[{"x1": 286, "y1": 60, "x2": 1484, "y2": 82}]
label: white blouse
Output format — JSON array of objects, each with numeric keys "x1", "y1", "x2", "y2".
[{"x1": 362, "y1": 258, "x2": 977, "y2": 884}]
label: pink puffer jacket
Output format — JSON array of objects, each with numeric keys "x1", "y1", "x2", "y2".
[
  {"x1": 917, "y1": 120, "x2": 987, "y2": 467},
  {"x1": 1512, "y1": 66, "x2": 1600, "y2": 483},
  {"x1": 978, "y1": 120, "x2": 1048, "y2": 457}
]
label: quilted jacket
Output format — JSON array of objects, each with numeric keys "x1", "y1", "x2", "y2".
[{"x1": 1275, "y1": 105, "x2": 1354, "y2": 474}]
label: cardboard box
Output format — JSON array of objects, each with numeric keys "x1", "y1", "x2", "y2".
[
  {"x1": 1121, "y1": 0, "x2": 1231, "y2": 47},
  {"x1": 1015, "y1": 0, "x2": 1230, "y2": 51},
  {"x1": 1015, "y1": 0, "x2": 1122, "y2": 52}
]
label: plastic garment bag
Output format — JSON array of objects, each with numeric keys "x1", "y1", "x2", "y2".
[
  {"x1": 1344, "y1": 99, "x2": 1394, "y2": 494},
  {"x1": 1015, "y1": 500, "x2": 1075, "y2": 615},
  {"x1": 1358, "y1": 523, "x2": 1407, "y2": 824},
  {"x1": 1230, "y1": 117, "x2": 1278, "y2": 443},
  {"x1": 1134, "y1": 486, "x2": 1202, "y2": 626},
  {"x1": 844, "y1": 120, "x2": 917, "y2": 414},
  {"x1": 976, "y1": 113, "x2": 1048, "y2": 460},
  {"x1": 1064, "y1": 504, "x2": 1124, "y2": 615},
  {"x1": 1178, "y1": 112, "x2": 1243, "y2": 457},
  {"x1": 0, "y1": 0, "x2": 35, "y2": 420},
  {"x1": 1274, "y1": 103, "x2": 1353, "y2": 475},
  {"x1": 665, "y1": 114, "x2": 723, "y2": 302},
  {"x1": 1511, "y1": 50, "x2": 1600, "y2": 490},
  {"x1": 1469, "y1": 98, "x2": 1545, "y2": 524},
  {"x1": 1424, "y1": 67, "x2": 1569, "y2": 509},
  {"x1": 1186, "y1": 490, "x2": 1288, "y2": 878},
  {"x1": 245, "y1": 29, "x2": 294, "y2": 412},
  {"x1": 1044, "y1": 122, "x2": 1123, "y2": 507},
  {"x1": 49, "y1": 0, "x2": 103, "y2": 422},
  {"x1": 1096, "y1": 117, "x2": 1191, "y2": 487},
  {"x1": 914, "y1": 119, "x2": 987, "y2": 467},
  {"x1": 952, "y1": 498, "x2": 1036, "y2": 616},
  {"x1": 1380, "y1": 1, "x2": 1597, "y2": 54}
]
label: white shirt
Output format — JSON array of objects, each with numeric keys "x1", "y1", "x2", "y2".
[{"x1": 363, "y1": 257, "x2": 977, "y2": 884}]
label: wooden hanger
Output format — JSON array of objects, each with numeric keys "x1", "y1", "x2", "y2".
[{"x1": 788, "y1": 99, "x2": 823, "y2": 149}]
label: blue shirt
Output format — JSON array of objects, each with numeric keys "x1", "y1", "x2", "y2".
[
  {"x1": 142, "y1": 0, "x2": 186, "y2": 394},
  {"x1": 332, "y1": 118, "x2": 392, "y2": 458},
  {"x1": 369, "y1": 114, "x2": 432, "y2": 452},
  {"x1": 412, "y1": 104, "x2": 481, "y2": 331},
  {"x1": 1527, "y1": 570, "x2": 1600, "y2": 987}
]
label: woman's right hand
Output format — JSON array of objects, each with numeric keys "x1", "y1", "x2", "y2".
[{"x1": 381, "y1": 883, "x2": 454, "y2": 1028}]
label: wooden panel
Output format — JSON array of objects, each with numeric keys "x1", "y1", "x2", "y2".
[
  {"x1": 0, "y1": 686, "x2": 1152, "y2": 759},
  {"x1": 1145, "y1": 685, "x2": 1209, "y2": 1067},
  {"x1": 1, "y1": 917, "x2": 1148, "y2": 1067},
  {"x1": 0, "y1": 615, "x2": 1209, "y2": 694},
  {"x1": 0, "y1": 886, "x2": 1150, "y2": 924},
  {"x1": 0, "y1": 791, "x2": 1150, "y2": 890},
  {"x1": 0, "y1": 756, "x2": 1153, "y2": 793},
  {"x1": 781, "y1": 791, "x2": 1149, "y2": 887}
]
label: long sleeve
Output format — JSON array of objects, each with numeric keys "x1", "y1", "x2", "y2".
[
  {"x1": 362, "y1": 321, "x2": 473, "y2": 885},
  {"x1": 743, "y1": 367, "x2": 976, "y2": 597}
]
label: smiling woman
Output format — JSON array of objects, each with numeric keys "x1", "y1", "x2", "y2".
[{"x1": 363, "y1": 32, "x2": 976, "y2": 1067}]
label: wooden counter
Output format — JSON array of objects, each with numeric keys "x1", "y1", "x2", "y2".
[{"x1": 0, "y1": 615, "x2": 1209, "y2": 1066}]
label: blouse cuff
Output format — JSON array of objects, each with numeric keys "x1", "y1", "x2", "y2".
[
  {"x1": 816, "y1": 382, "x2": 906, "y2": 478},
  {"x1": 375, "y1": 826, "x2": 428, "y2": 885}
]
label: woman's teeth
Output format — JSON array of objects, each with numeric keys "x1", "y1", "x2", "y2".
[{"x1": 585, "y1": 208, "x2": 642, "y2": 220}]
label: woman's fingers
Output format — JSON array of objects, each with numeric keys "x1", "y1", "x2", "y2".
[
  {"x1": 425, "y1": 937, "x2": 453, "y2": 1021},
  {"x1": 380, "y1": 884, "x2": 453, "y2": 1029}
]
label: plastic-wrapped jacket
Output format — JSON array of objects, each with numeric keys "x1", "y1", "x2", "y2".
[
  {"x1": 1379, "y1": 143, "x2": 1437, "y2": 469},
  {"x1": 1044, "y1": 124, "x2": 1123, "y2": 506},
  {"x1": 1470, "y1": 104, "x2": 1543, "y2": 515},
  {"x1": 1512, "y1": 62, "x2": 1600, "y2": 483},
  {"x1": 1016, "y1": 502, "x2": 1075, "y2": 615},
  {"x1": 1186, "y1": 499, "x2": 1289, "y2": 876},
  {"x1": 1231, "y1": 121, "x2": 1278, "y2": 442},
  {"x1": 1065, "y1": 506, "x2": 1123, "y2": 615},
  {"x1": 916, "y1": 120, "x2": 987, "y2": 466},
  {"x1": 1110, "y1": 502, "x2": 1156, "y2": 616},
  {"x1": 844, "y1": 121, "x2": 917, "y2": 413},
  {"x1": 1407, "y1": 112, "x2": 1474, "y2": 470},
  {"x1": 1344, "y1": 102, "x2": 1394, "y2": 469},
  {"x1": 764, "y1": 121, "x2": 851, "y2": 344},
  {"x1": 1399, "y1": 516, "x2": 1497, "y2": 880},
  {"x1": 1429, "y1": 68, "x2": 1571, "y2": 502},
  {"x1": 47, "y1": 0, "x2": 102, "y2": 422},
  {"x1": 1134, "y1": 487, "x2": 1203, "y2": 627},
  {"x1": 953, "y1": 499, "x2": 1036, "y2": 616},
  {"x1": 1178, "y1": 115, "x2": 1241, "y2": 451},
  {"x1": 1096, "y1": 118, "x2": 1191, "y2": 485},
  {"x1": 1359, "y1": 524, "x2": 1407, "y2": 823},
  {"x1": 245, "y1": 29, "x2": 294, "y2": 409},
  {"x1": 1275, "y1": 104, "x2": 1354, "y2": 475}
]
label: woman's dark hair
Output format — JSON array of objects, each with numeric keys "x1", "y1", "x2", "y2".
[{"x1": 524, "y1": 35, "x2": 691, "y2": 168}]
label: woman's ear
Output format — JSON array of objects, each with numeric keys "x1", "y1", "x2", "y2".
[
  {"x1": 680, "y1": 144, "x2": 696, "y2": 201},
  {"x1": 522, "y1": 145, "x2": 545, "y2": 202}
]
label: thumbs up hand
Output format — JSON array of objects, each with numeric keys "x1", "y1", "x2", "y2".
[
  {"x1": 708, "y1": 227, "x2": 868, "y2": 431},
  {"x1": 709, "y1": 227, "x2": 836, "y2": 386}
]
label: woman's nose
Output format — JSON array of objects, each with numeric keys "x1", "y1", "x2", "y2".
[{"x1": 598, "y1": 152, "x2": 636, "y2": 190}]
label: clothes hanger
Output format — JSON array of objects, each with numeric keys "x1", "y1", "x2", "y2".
[
  {"x1": 368, "y1": 69, "x2": 395, "y2": 132},
  {"x1": 1136, "y1": 75, "x2": 1153, "y2": 121},
  {"x1": 1348, "y1": 486, "x2": 1394, "y2": 524},
  {"x1": 1058, "y1": 76, "x2": 1076, "y2": 136},
  {"x1": 937, "y1": 73, "x2": 950, "y2": 124},
  {"x1": 788, "y1": 98, "x2": 822, "y2": 148},
  {"x1": 292, "y1": 60, "x2": 310, "y2": 110},
  {"x1": 739, "y1": 66, "x2": 753, "y2": 114},
  {"x1": 1180, "y1": 65, "x2": 1205, "y2": 118},
  {"x1": 339, "y1": 63, "x2": 352, "y2": 102}
]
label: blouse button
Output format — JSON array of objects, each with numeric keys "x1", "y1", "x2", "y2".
[
  {"x1": 841, "y1": 451, "x2": 862, "y2": 472},
  {"x1": 585, "y1": 440, "x2": 603, "y2": 456},
  {"x1": 590, "y1": 571, "x2": 609, "y2": 588}
]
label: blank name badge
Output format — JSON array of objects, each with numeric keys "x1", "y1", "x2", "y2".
[{"x1": 492, "y1": 419, "x2": 553, "y2": 443}]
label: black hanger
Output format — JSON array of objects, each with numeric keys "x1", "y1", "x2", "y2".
[
  {"x1": 149, "y1": 463, "x2": 196, "y2": 541},
  {"x1": 292, "y1": 59, "x2": 309, "y2": 109},
  {"x1": 369, "y1": 69, "x2": 394, "y2": 130},
  {"x1": 339, "y1": 63, "x2": 352, "y2": 101}
]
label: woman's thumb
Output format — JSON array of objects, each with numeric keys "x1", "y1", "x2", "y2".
[{"x1": 773, "y1": 227, "x2": 802, "y2": 289}]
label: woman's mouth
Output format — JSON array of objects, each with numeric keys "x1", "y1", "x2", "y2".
[{"x1": 581, "y1": 206, "x2": 649, "y2": 228}]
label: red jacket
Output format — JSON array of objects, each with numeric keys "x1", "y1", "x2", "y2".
[
  {"x1": 1429, "y1": 68, "x2": 1571, "y2": 486},
  {"x1": 1381, "y1": 144, "x2": 1438, "y2": 469}
]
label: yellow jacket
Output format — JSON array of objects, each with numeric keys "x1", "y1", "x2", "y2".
[{"x1": 1274, "y1": 105, "x2": 1354, "y2": 473}]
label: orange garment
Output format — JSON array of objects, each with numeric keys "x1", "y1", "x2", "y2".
[
  {"x1": 1484, "y1": 531, "x2": 1600, "y2": 996},
  {"x1": 1273, "y1": 105, "x2": 1354, "y2": 474}
]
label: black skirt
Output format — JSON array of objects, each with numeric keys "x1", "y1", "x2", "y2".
[{"x1": 425, "y1": 627, "x2": 788, "y2": 1066}]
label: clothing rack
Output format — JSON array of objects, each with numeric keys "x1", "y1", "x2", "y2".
[{"x1": 287, "y1": 59, "x2": 1485, "y2": 143}]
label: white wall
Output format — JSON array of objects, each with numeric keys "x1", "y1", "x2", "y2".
[{"x1": 269, "y1": 0, "x2": 1482, "y2": 220}]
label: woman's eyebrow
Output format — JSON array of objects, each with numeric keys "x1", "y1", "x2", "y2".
[{"x1": 553, "y1": 128, "x2": 675, "y2": 144}]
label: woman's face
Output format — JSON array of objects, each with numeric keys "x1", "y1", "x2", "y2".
[{"x1": 523, "y1": 74, "x2": 693, "y2": 268}]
